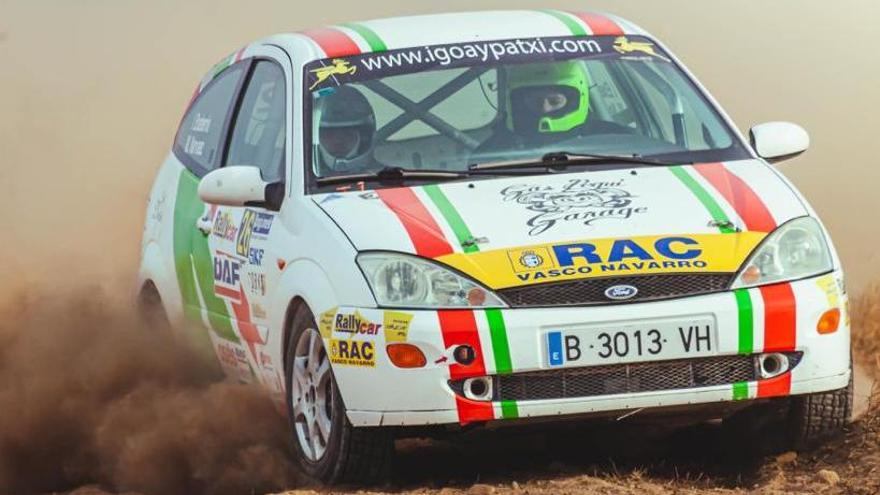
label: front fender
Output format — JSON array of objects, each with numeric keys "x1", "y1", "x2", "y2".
[{"x1": 267, "y1": 257, "x2": 377, "y2": 410}]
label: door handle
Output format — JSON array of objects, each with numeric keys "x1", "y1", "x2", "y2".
[{"x1": 196, "y1": 215, "x2": 213, "y2": 236}]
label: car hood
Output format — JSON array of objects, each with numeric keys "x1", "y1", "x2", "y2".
[{"x1": 313, "y1": 160, "x2": 807, "y2": 289}]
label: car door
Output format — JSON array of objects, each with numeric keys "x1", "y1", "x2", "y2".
[
  {"x1": 205, "y1": 49, "x2": 290, "y2": 393},
  {"x1": 170, "y1": 59, "x2": 253, "y2": 380}
]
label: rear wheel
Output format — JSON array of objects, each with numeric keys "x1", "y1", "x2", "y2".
[{"x1": 285, "y1": 305, "x2": 393, "y2": 484}]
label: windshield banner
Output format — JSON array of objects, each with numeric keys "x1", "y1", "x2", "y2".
[{"x1": 306, "y1": 35, "x2": 670, "y2": 92}]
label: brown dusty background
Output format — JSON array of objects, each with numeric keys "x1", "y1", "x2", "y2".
[
  {"x1": 0, "y1": 0, "x2": 878, "y2": 296},
  {"x1": 0, "y1": 1, "x2": 878, "y2": 495}
]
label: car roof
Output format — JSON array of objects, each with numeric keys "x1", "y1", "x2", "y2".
[{"x1": 265, "y1": 10, "x2": 649, "y2": 62}]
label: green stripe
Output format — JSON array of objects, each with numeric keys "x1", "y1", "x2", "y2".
[
  {"x1": 486, "y1": 309, "x2": 513, "y2": 374},
  {"x1": 423, "y1": 184, "x2": 479, "y2": 253},
  {"x1": 210, "y1": 53, "x2": 235, "y2": 79},
  {"x1": 669, "y1": 166, "x2": 735, "y2": 234},
  {"x1": 539, "y1": 9, "x2": 587, "y2": 36},
  {"x1": 501, "y1": 400, "x2": 519, "y2": 419},
  {"x1": 341, "y1": 22, "x2": 388, "y2": 52},
  {"x1": 734, "y1": 289, "x2": 754, "y2": 355},
  {"x1": 732, "y1": 382, "x2": 749, "y2": 401},
  {"x1": 172, "y1": 169, "x2": 239, "y2": 343},
  {"x1": 419, "y1": 186, "x2": 515, "y2": 384}
]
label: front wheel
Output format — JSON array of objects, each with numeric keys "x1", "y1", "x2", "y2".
[
  {"x1": 285, "y1": 305, "x2": 393, "y2": 484},
  {"x1": 787, "y1": 373, "x2": 853, "y2": 449}
]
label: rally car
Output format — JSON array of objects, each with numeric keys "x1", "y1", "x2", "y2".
[{"x1": 138, "y1": 10, "x2": 852, "y2": 483}]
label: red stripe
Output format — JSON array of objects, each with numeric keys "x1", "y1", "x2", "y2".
[
  {"x1": 570, "y1": 12, "x2": 624, "y2": 35},
  {"x1": 301, "y1": 27, "x2": 361, "y2": 57},
  {"x1": 693, "y1": 163, "x2": 777, "y2": 232},
  {"x1": 438, "y1": 310, "x2": 494, "y2": 424},
  {"x1": 229, "y1": 287, "x2": 265, "y2": 363},
  {"x1": 214, "y1": 285, "x2": 241, "y2": 301},
  {"x1": 377, "y1": 188, "x2": 453, "y2": 258},
  {"x1": 757, "y1": 283, "x2": 797, "y2": 397},
  {"x1": 758, "y1": 372, "x2": 792, "y2": 398},
  {"x1": 760, "y1": 283, "x2": 797, "y2": 353},
  {"x1": 233, "y1": 46, "x2": 247, "y2": 63}
]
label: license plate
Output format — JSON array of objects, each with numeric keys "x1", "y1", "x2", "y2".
[{"x1": 546, "y1": 318, "x2": 717, "y2": 367}]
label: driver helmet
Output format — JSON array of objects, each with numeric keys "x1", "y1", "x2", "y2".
[
  {"x1": 316, "y1": 86, "x2": 376, "y2": 173},
  {"x1": 504, "y1": 60, "x2": 590, "y2": 135}
]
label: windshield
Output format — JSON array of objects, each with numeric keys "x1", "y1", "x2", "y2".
[{"x1": 304, "y1": 35, "x2": 750, "y2": 192}]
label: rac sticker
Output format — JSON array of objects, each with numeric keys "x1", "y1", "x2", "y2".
[{"x1": 436, "y1": 232, "x2": 767, "y2": 289}]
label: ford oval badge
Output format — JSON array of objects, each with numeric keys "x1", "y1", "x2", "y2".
[{"x1": 605, "y1": 284, "x2": 638, "y2": 300}]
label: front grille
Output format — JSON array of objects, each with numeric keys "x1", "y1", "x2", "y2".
[
  {"x1": 449, "y1": 353, "x2": 802, "y2": 402},
  {"x1": 497, "y1": 273, "x2": 734, "y2": 308}
]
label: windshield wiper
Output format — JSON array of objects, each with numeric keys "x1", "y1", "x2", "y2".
[
  {"x1": 469, "y1": 151, "x2": 686, "y2": 171},
  {"x1": 316, "y1": 166, "x2": 470, "y2": 186}
]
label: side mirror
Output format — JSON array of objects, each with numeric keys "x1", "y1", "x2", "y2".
[
  {"x1": 749, "y1": 121, "x2": 810, "y2": 163},
  {"x1": 198, "y1": 166, "x2": 268, "y2": 207}
]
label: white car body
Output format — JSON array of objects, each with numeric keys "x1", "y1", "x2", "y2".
[{"x1": 139, "y1": 10, "x2": 850, "y2": 435}]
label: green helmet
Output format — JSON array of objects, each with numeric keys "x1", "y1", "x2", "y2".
[{"x1": 504, "y1": 61, "x2": 590, "y2": 135}]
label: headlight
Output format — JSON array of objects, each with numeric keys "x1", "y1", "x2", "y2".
[
  {"x1": 731, "y1": 217, "x2": 833, "y2": 289},
  {"x1": 357, "y1": 253, "x2": 507, "y2": 308}
]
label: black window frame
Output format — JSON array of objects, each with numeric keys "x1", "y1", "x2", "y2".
[
  {"x1": 173, "y1": 60, "x2": 253, "y2": 178},
  {"x1": 221, "y1": 57, "x2": 288, "y2": 185}
]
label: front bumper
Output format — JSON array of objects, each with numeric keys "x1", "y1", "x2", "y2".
[{"x1": 321, "y1": 272, "x2": 850, "y2": 427}]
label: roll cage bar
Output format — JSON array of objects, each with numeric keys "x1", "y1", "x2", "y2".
[{"x1": 363, "y1": 66, "x2": 492, "y2": 150}]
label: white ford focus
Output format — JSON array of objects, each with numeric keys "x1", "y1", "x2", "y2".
[{"x1": 138, "y1": 10, "x2": 852, "y2": 483}]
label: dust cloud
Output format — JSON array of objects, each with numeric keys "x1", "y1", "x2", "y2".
[{"x1": 0, "y1": 286, "x2": 297, "y2": 495}]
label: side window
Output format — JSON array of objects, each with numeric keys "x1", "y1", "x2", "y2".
[
  {"x1": 226, "y1": 61, "x2": 286, "y2": 183},
  {"x1": 175, "y1": 65, "x2": 245, "y2": 175}
]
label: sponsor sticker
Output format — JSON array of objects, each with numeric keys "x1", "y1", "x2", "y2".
[
  {"x1": 508, "y1": 246, "x2": 556, "y2": 273},
  {"x1": 437, "y1": 232, "x2": 767, "y2": 288},
  {"x1": 500, "y1": 178, "x2": 648, "y2": 236},
  {"x1": 248, "y1": 247, "x2": 264, "y2": 266},
  {"x1": 383, "y1": 311, "x2": 414, "y2": 343},
  {"x1": 236, "y1": 210, "x2": 257, "y2": 256},
  {"x1": 306, "y1": 35, "x2": 669, "y2": 92},
  {"x1": 253, "y1": 212, "x2": 274, "y2": 236},
  {"x1": 251, "y1": 303, "x2": 267, "y2": 319},
  {"x1": 213, "y1": 253, "x2": 242, "y2": 300},
  {"x1": 612, "y1": 36, "x2": 670, "y2": 61},
  {"x1": 816, "y1": 275, "x2": 840, "y2": 307},
  {"x1": 329, "y1": 339, "x2": 375, "y2": 367},
  {"x1": 334, "y1": 310, "x2": 381, "y2": 337},
  {"x1": 318, "y1": 307, "x2": 338, "y2": 338},
  {"x1": 212, "y1": 212, "x2": 238, "y2": 241},
  {"x1": 247, "y1": 272, "x2": 266, "y2": 296}
]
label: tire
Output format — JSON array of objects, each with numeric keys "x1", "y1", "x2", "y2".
[
  {"x1": 787, "y1": 372, "x2": 853, "y2": 449},
  {"x1": 284, "y1": 304, "x2": 393, "y2": 484},
  {"x1": 137, "y1": 282, "x2": 172, "y2": 334}
]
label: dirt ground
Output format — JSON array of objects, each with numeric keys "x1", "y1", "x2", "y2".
[{"x1": 0, "y1": 284, "x2": 873, "y2": 495}]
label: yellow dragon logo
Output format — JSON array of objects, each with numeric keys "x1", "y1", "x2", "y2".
[
  {"x1": 309, "y1": 59, "x2": 357, "y2": 90},
  {"x1": 612, "y1": 36, "x2": 662, "y2": 58}
]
